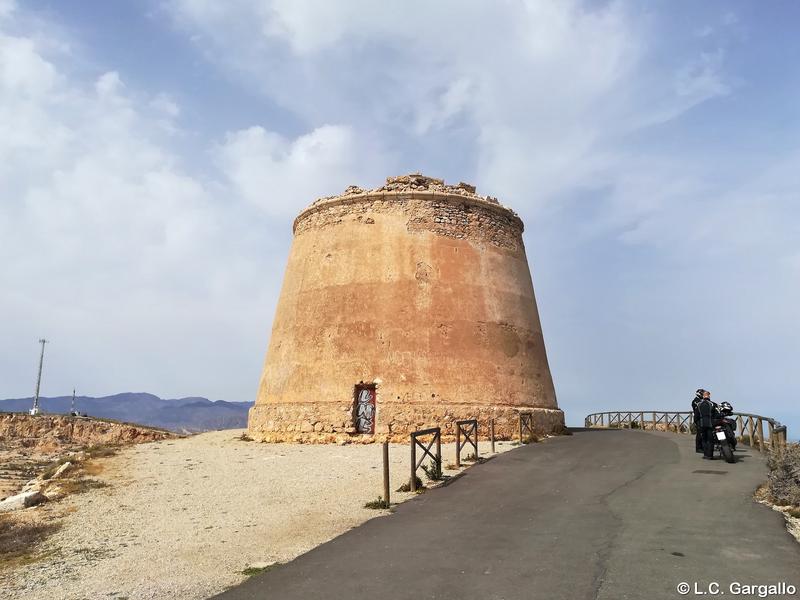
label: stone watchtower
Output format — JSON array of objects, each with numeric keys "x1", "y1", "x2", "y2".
[{"x1": 248, "y1": 174, "x2": 564, "y2": 442}]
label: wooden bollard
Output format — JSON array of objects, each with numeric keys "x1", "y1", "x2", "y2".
[
  {"x1": 490, "y1": 419, "x2": 496, "y2": 454},
  {"x1": 456, "y1": 425, "x2": 462, "y2": 468},
  {"x1": 410, "y1": 437, "x2": 417, "y2": 492},
  {"x1": 382, "y1": 441, "x2": 390, "y2": 506}
]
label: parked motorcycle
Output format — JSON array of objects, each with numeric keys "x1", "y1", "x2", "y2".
[{"x1": 712, "y1": 401, "x2": 737, "y2": 463}]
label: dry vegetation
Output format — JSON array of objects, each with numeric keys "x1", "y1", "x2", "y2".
[
  {"x1": 0, "y1": 443, "x2": 120, "y2": 575},
  {"x1": 758, "y1": 442, "x2": 800, "y2": 543},
  {"x1": 0, "y1": 513, "x2": 61, "y2": 569},
  {"x1": 766, "y1": 443, "x2": 800, "y2": 511}
]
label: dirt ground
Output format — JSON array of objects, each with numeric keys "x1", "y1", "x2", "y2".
[{"x1": 0, "y1": 429, "x2": 516, "y2": 599}]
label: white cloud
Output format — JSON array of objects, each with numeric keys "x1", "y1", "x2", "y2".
[
  {"x1": 217, "y1": 124, "x2": 378, "y2": 218},
  {"x1": 0, "y1": 32, "x2": 57, "y2": 93},
  {"x1": 0, "y1": 0, "x2": 15, "y2": 19}
]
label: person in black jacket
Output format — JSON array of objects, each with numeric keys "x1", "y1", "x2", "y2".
[
  {"x1": 696, "y1": 390, "x2": 719, "y2": 459},
  {"x1": 692, "y1": 389, "x2": 705, "y2": 453}
]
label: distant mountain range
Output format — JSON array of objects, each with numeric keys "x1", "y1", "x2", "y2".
[{"x1": 0, "y1": 393, "x2": 251, "y2": 433}]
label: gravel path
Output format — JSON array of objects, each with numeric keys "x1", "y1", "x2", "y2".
[{"x1": 1, "y1": 430, "x2": 515, "y2": 599}]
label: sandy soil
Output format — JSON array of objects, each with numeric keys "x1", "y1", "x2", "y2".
[{"x1": 1, "y1": 430, "x2": 516, "y2": 599}]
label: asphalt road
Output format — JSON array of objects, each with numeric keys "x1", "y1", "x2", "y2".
[{"x1": 212, "y1": 429, "x2": 800, "y2": 600}]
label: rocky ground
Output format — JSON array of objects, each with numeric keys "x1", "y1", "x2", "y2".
[
  {"x1": 0, "y1": 414, "x2": 176, "y2": 500},
  {"x1": 0, "y1": 430, "x2": 517, "y2": 600},
  {"x1": 0, "y1": 450, "x2": 51, "y2": 499}
]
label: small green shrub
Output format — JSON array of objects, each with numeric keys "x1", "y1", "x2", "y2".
[
  {"x1": 421, "y1": 458, "x2": 443, "y2": 481},
  {"x1": 241, "y1": 563, "x2": 280, "y2": 577},
  {"x1": 397, "y1": 476, "x2": 424, "y2": 492},
  {"x1": 364, "y1": 496, "x2": 390, "y2": 509},
  {"x1": 630, "y1": 421, "x2": 640, "y2": 429}
]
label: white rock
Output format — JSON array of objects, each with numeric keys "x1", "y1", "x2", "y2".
[
  {"x1": 22, "y1": 480, "x2": 42, "y2": 493},
  {"x1": 43, "y1": 485, "x2": 64, "y2": 500},
  {"x1": 0, "y1": 490, "x2": 47, "y2": 512},
  {"x1": 51, "y1": 461, "x2": 72, "y2": 479}
]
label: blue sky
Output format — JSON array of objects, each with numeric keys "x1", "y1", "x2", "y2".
[{"x1": 1, "y1": 1, "x2": 798, "y2": 437}]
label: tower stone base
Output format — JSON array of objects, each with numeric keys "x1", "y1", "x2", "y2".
[{"x1": 248, "y1": 402, "x2": 565, "y2": 443}]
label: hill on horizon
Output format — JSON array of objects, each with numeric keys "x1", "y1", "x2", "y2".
[{"x1": 0, "y1": 392, "x2": 251, "y2": 433}]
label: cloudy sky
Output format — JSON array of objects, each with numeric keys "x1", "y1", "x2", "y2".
[{"x1": 1, "y1": 0, "x2": 798, "y2": 433}]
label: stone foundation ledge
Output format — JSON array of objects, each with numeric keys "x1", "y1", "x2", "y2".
[{"x1": 248, "y1": 403, "x2": 565, "y2": 444}]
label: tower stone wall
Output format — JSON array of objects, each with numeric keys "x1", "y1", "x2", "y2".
[{"x1": 249, "y1": 174, "x2": 564, "y2": 442}]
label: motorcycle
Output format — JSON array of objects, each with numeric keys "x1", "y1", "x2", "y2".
[
  {"x1": 712, "y1": 422, "x2": 736, "y2": 463},
  {"x1": 717, "y1": 402, "x2": 738, "y2": 449},
  {"x1": 712, "y1": 401, "x2": 737, "y2": 463}
]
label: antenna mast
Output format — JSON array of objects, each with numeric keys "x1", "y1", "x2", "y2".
[
  {"x1": 31, "y1": 338, "x2": 48, "y2": 416},
  {"x1": 71, "y1": 388, "x2": 76, "y2": 415}
]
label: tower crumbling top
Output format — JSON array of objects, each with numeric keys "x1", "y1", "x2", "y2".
[{"x1": 314, "y1": 173, "x2": 500, "y2": 205}]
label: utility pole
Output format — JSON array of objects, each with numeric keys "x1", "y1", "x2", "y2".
[{"x1": 30, "y1": 338, "x2": 48, "y2": 416}]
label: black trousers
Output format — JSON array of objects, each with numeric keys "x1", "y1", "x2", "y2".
[
  {"x1": 701, "y1": 427, "x2": 715, "y2": 458},
  {"x1": 695, "y1": 421, "x2": 703, "y2": 452}
]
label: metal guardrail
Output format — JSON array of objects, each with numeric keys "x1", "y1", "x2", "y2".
[{"x1": 584, "y1": 411, "x2": 788, "y2": 451}]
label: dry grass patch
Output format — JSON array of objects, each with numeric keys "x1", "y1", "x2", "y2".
[
  {"x1": 84, "y1": 444, "x2": 120, "y2": 459},
  {"x1": 0, "y1": 514, "x2": 61, "y2": 569},
  {"x1": 58, "y1": 477, "x2": 109, "y2": 495}
]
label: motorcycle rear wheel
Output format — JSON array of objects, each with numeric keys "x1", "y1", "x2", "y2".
[{"x1": 720, "y1": 441, "x2": 735, "y2": 464}]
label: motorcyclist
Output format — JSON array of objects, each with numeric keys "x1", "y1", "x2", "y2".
[
  {"x1": 691, "y1": 389, "x2": 705, "y2": 453},
  {"x1": 696, "y1": 390, "x2": 718, "y2": 459}
]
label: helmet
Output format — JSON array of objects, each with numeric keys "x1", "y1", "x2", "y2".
[
  {"x1": 719, "y1": 401, "x2": 733, "y2": 415},
  {"x1": 695, "y1": 388, "x2": 706, "y2": 399}
]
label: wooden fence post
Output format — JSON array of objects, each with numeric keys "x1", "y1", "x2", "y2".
[
  {"x1": 410, "y1": 436, "x2": 417, "y2": 492},
  {"x1": 382, "y1": 441, "x2": 390, "y2": 506},
  {"x1": 748, "y1": 417, "x2": 755, "y2": 448},
  {"x1": 490, "y1": 419, "x2": 495, "y2": 453},
  {"x1": 757, "y1": 419, "x2": 765, "y2": 453},
  {"x1": 456, "y1": 424, "x2": 462, "y2": 468}
]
